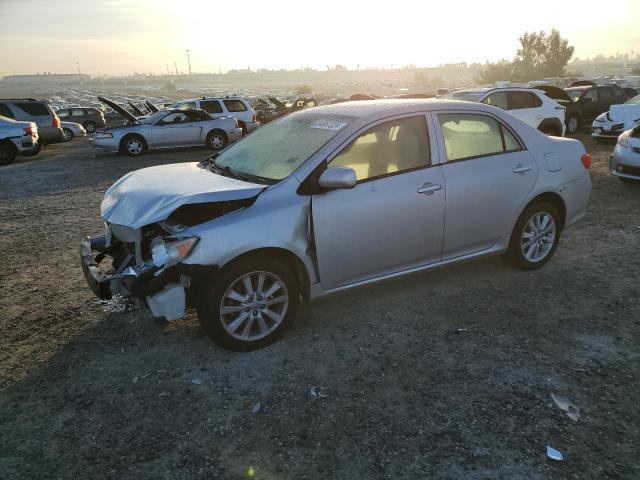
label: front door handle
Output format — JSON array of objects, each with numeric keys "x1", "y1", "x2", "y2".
[
  {"x1": 417, "y1": 183, "x2": 442, "y2": 195},
  {"x1": 513, "y1": 165, "x2": 532, "y2": 174}
]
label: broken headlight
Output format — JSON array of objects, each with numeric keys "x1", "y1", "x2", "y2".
[{"x1": 151, "y1": 237, "x2": 199, "y2": 268}]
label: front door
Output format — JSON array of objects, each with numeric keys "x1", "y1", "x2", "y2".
[
  {"x1": 311, "y1": 114, "x2": 445, "y2": 290},
  {"x1": 433, "y1": 111, "x2": 538, "y2": 259},
  {"x1": 151, "y1": 112, "x2": 201, "y2": 147}
]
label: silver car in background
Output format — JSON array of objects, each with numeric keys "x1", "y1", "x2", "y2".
[
  {"x1": 610, "y1": 125, "x2": 640, "y2": 182},
  {"x1": 0, "y1": 115, "x2": 39, "y2": 165},
  {"x1": 91, "y1": 97, "x2": 242, "y2": 156},
  {"x1": 61, "y1": 121, "x2": 86, "y2": 142},
  {"x1": 81, "y1": 100, "x2": 591, "y2": 351}
]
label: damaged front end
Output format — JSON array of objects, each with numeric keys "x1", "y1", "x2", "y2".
[{"x1": 81, "y1": 222, "x2": 218, "y2": 321}]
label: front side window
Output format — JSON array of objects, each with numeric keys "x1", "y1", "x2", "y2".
[
  {"x1": 223, "y1": 99, "x2": 248, "y2": 112},
  {"x1": 159, "y1": 112, "x2": 189, "y2": 125},
  {"x1": 330, "y1": 116, "x2": 430, "y2": 182},
  {"x1": 583, "y1": 89, "x2": 598, "y2": 102},
  {"x1": 438, "y1": 113, "x2": 522, "y2": 162},
  {"x1": 214, "y1": 110, "x2": 355, "y2": 182},
  {"x1": 482, "y1": 92, "x2": 508, "y2": 110},
  {"x1": 201, "y1": 100, "x2": 223, "y2": 114},
  {"x1": 598, "y1": 87, "x2": 612, "y2": 100}
]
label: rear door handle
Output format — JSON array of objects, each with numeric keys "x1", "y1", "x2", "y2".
[
  {"x1": 417, "y1": 183, "x2": 442, "y2": 195},
  {"x1": 513, "y1": 165, "x2": 532, "y2": 174}
]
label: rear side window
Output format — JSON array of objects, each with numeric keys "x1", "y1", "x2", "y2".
[
  {"x1": 482, "y1": 92, "x2": 508, "y2": 110},
  {"x1": 584, "y1": 89, "x2": 598, "y2": 102},
  {"x1": 223, "y1": 99, "x2": 248, "y2": 112},
  {"x1": 14, "y1": 102, "x2": 49, "y2": 116},
  {"x1": 201, "y1": 100, "x2": 223, "y2": 114},
  {"x1": 438, "y1": 113, "x2": 522, "y2": 162},
  {"x1": 0, "y1": 103, "x2": 15, "y2": 118},
  {"x1": 179, "y1": 102, "x2": 197, "y2": 110},
  {"x1": 57, "y1": 109, "x2": 70, "y2": 118},
  {"x1": 508, "y1": 92, "x2": 542, "y2": 109},
  {"x1": 71, "y1": 108, "x2": 84, "y2": 116},
  {"x1": 611, "y1": 85, "x2": 625, "y2": 97},
  {"x1": 598, "y1": 87, "x2": 612, "y2": 100}
]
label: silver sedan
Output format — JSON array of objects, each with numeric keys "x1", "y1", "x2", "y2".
[
  {"x1": 61, "y1": 121, "x2": 86, "y2": 142},
  {"x1": 81, "y1": 99, "x2": 591, "y2": 351},
  {"x1": 610, "y1": 126, "x2": 640, "y2": 182}
]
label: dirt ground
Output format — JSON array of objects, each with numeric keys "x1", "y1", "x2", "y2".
[{"x1": 1, "y1": 132, "x2": 639, "y2": 480}]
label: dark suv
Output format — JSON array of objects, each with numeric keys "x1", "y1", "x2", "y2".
[
  {"x1": 563, "y1": 85, "x2": 628, "y2": 134},
  {"x1": 56, "y1": 107, "x2": 106, "y2": 133}
]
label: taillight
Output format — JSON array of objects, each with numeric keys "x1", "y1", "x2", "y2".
[
  {"x1": 52, "y1": 117, "x2": 60, "y2": 128},
  {"x1": 252, "y1": 112, "x2": 257, "y2": 123},
  {"x1": 23, "y1": 126, "x2": 33, "y2": 135},
  {"x1": 581, "y1": 153, "x2": 591, "y2": 169}
]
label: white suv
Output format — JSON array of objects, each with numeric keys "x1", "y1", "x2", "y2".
[
  {"x1": 442, "y1": 87, "x2": 566, "y2": 136},
  {"x1": 172, "y1": 96, "x2": 260, "y2": 135}
]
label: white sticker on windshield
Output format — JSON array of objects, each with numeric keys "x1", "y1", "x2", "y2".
[{"x1": 310, "y1": 119, "x2": 348, "y2": 131}]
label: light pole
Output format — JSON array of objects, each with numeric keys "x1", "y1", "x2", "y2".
[{"x1": 186, "y1": 49, "x2": 192, "y2": 75}]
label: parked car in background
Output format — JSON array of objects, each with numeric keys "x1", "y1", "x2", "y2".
[
  {"x1": 91, "y1": 97, "x2": 242, "y2": 156},
  {"x1": 0, "y1": 98, "x2": 63, "y2": 149},
  {"x1": 56, "y1": 107, "x2": 106, "y2": 133},
  {"x1": 440, "y1": 87, "x2": 565, "y2": 136},
  {"x1": 563, "y1": 84, "x2": 628, "y2": 134},
  {"x1": 623, "y1": 87, "x2": 638, "y2": 98},
  {"x1": 610, "y1": 125, "x2": 640, "y2": 182},
  {"x1": 81, "y1": 99, "x2": 591, "y2": 351},
  {"x1": 0, "y1": 115, "x2": 39, "y2": 165},
  {"x1": 591, "y1": 94, "x2": 640, "y2": 141},
  {"x1": 171, "y1": 97, "x2": 260, "y2": 135},
  {"x1": 61, "y1": 121, "x2": 87, "y2": 142}
]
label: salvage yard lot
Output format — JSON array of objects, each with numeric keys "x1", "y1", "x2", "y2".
[{"x1": 1, "y1": 134, "x2": 639, "y2": 479}]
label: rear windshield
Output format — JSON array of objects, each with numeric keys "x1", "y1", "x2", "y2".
[
  {"x1": 223, "y1": 99, "x2": 248, "y2": 112},
  {"x1": 14, "y1": 102, "x2": 49, "y2": 116}
]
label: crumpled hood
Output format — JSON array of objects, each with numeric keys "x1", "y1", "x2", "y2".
[
  {"x1": 101, "y1": 162, "x2": 266, "y2": 229},
  {"x1": 608, "y1": 104, "x2": 640, "y2": 123}
]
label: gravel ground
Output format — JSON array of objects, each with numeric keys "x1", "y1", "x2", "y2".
[{"x1": 1, "y1": 133, "x2": 639, "y2": 480}]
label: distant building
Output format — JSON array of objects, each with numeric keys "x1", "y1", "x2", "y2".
[{"x1": 1, "y1": 73, "x2": 91, "y2": 84}]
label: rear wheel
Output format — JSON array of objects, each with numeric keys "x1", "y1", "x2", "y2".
[
  {"x1": 196, "y1": 257, "x2": 299, "y2": 351},
  {"x1": 206, "y1": 130, "x2": 227, "y2": 150},
  {"x1": 120, "y1": 134, "x2": 146, "y2": 156},
  {"x1": 508, "y1": 202, "x2": 561, "y2": 270},
  {"x1": 566, "y1": 115, "x2": 580, "y2": 134},
  {"x1": 84, "y1": 121, "x2": 97, "y2": 133},
  {"x1": 0, "y1": 142, "x2": 17, "y2": 166},
  {"x1": 62, "y1": 128, "x2": 74, "y2": 142}
]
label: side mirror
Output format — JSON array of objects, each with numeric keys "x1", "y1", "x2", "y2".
[{"x1": 318, "y1": 166, "x2": 357, "y2": 190}]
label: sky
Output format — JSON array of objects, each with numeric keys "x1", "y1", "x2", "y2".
[{"x1": 0, "y1": 0, "x2": 638, "y2": 76}]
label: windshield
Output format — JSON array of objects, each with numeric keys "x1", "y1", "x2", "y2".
[
  {"x1": 567, "y1": 90, "x2": 584, "y2": 102},
  {"x1": 625, "y1": 94, "x2": 640, "y2": 105},
  {"x1": 140, "y1": 111, "x2": 168, "y2": 124},
  {"x1": 214, "y1": 110, "x2": 356, "y2": 181}
]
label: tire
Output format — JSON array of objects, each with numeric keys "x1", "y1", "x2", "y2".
[
  {"x1": 239, "y1": 121, "x2": 248, "y2": 136},
  {"x1": 62, "y1": 128, "x2": 74, "y2": 142},
  {"x1": 0, "y1": 142, "x2": 17, "y2": 166},
  {"x1": 21, "y1": 141, "x2": 42, "y2": 157},
  {"x1": 206, "y1": 130, "x2": 227, "y2": 150},
  {"x1": 196, "y1": 257, "x2": 300, "y2": 351},
  {"x1": 120, "y1": 134, "x2": 146, "y2": 156},
  {"x1": 508, "y1": 201, "x2": 561, "y2": 270},
  {"x1": 566, "y1": 115, "x2": 580, "y2": 135},
  {"x1": 84, "y1": 121, "x2": 97, "y2": 133}
]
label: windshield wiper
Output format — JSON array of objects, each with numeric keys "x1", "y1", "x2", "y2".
[{"x1": 209, "y1": 157, "x2": 248, "y2": 181}]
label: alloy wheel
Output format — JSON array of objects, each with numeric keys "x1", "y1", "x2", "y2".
[
  {"x1": 127, "y1": 139, "x2": 143, "y2": 155},
  {"x1": 63, "y1": 129, "x2": 73, "y2": 141},
  {"x1": 568, "y1": 117, "x2": 578, "y2": 133},
  {"x1": 210, "y1": 135, "x2": 225, "y2": 149},
  {"x1": 219, "y1": 271, "x2": 289, "y2": 341},
  {"x1": 521, "y1": 212, "x2": 556, "y2": 262},
  {"x1": 85, "y1": 123, "x2": 96, "y2": 133}
]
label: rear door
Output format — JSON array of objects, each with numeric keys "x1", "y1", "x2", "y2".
[
  {"x1": 311, "y1": 114, "x2": 445, "y2": 289},
  {"x1": 432, "y1": 111, "x2": 538, "y2": 259},
  {"x1": 581, "y1": 88, "x2": 600, "y2": 121}
]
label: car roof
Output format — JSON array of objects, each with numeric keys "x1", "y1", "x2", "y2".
[
  {"x1": 305, "y1": 98, "x2": 504, "y2": 121},
  {"x1": 452, "y1": 86, "x2": 541, "y2": 94},
  {"x1": 177, "y1": 96, "x2": 244, "y2": 102}
]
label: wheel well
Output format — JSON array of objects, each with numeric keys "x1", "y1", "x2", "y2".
[
  {"x1": 223, "y1": 248, "x2": 311, "y2": 301},
  {"x1": 120, "y1": 133, "x2": 147, "y2": 150},
  {"x1": 207, "y1": 129, "x2": 228, "y2": 141},
  {"x1": 537, "y1": 118, "x2": 562, "y2": 136},
  {"x1": 526, "y1": 192, "x2": 566, "y2": 229},
  {"x1": 0, "y1": 139, "x2": 17, "y2": 152}
]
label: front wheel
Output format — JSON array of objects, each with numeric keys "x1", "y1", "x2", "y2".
[
  {"x1": 196, "y1": 257, "x2": 299, "y2": 351},
  {"x1": 84, "y1": 121, "x2": 97, "y2": 133},
  {"x1": 121, "y1": 135, "x2": 146, "y2": 156},
  {"x1": 508, "y1": 202, "x2": 561, "y2": 270}
]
